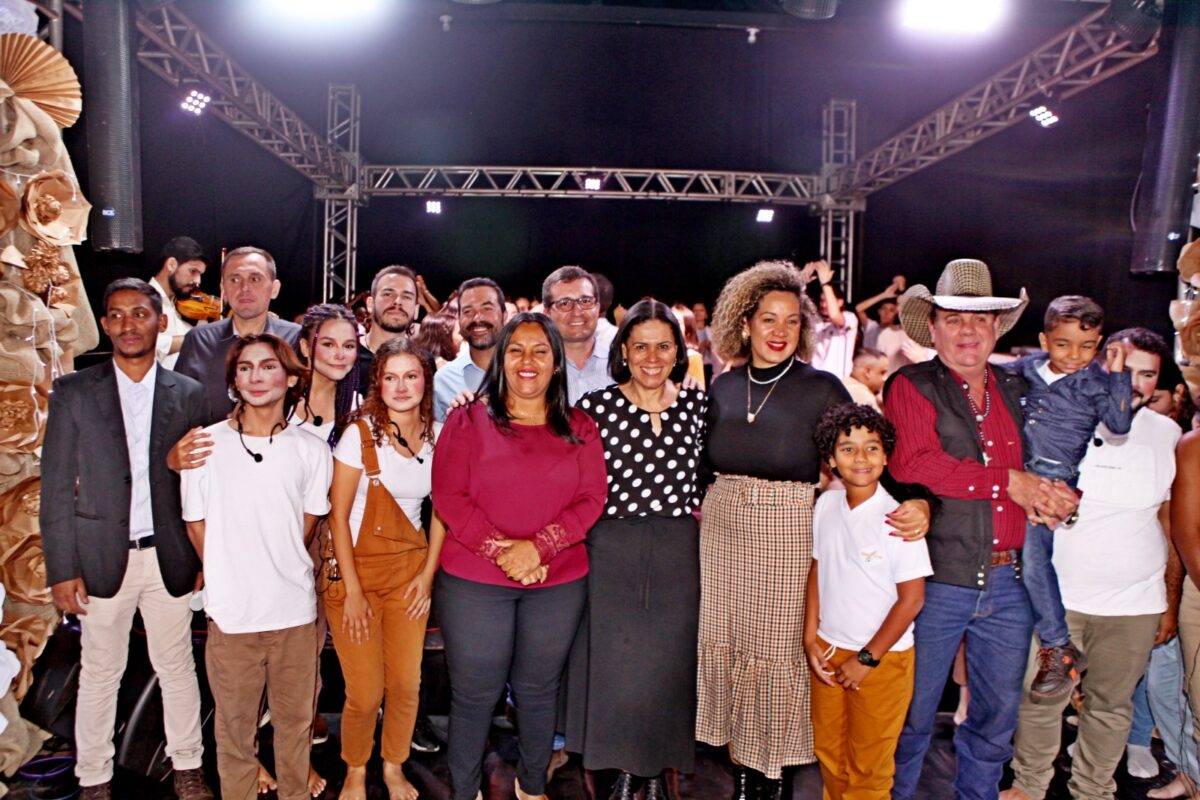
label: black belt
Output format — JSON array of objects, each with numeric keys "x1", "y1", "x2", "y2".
[{"x1": 129, "y1": 534, "x2": 155, "y2": 551}]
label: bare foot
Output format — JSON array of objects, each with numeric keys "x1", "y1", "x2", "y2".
[
  {"x1": 339, "y1": 765, "x2": 367, "y2": 800},
  {"x1": 257, "y1": 763, "x2": 277, "y2": 795},
  {"x1": 309, "y1": 765, "x2": 328, "y2": 797},
  {"x1": 1148, "y1": 773, "x2": 1198, "y2": 799},
  {"x1": 998, "y1": 789, "x2": 1032, "y2": 800},
  {"x1": 514, "y1": 777, "x2": 548, "y2": 800},
  {"x1": 383, "y1": 761, "x2": 419, "y2": 800}
]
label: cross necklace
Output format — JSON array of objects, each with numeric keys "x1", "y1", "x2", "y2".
[{"x1": 961, "y1": 371, "x2": 992, "y2": 466}]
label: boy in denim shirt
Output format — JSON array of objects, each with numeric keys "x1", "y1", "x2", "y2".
[{"x1": 1006, "y1": 296, "x2": 1131, "y2": 703}]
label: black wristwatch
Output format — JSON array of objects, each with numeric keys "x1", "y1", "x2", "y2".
[{"x1": 857, "y1": 648, "x2": 881, "y2": 668}]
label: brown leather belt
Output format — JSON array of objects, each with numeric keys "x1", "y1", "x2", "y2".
[{"x1": 991, "y1": 549, "x2": 1020, "y2": 567}]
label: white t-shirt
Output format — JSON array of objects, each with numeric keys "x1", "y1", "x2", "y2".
[
  {"x1": 332, "y1": 419, "x2": 440, "y2": 545},
  {"x1": 811, "y1": 314, "x2": 859, "y2": 379},
  {"x1": 1054, "y1": 409, "x2": 1180, "y2": 617},
  {"x1": 288, "y1": 393, "x2": 361, "y2": 445},
  {"x1": 181, "y1": 421, "x2": 333, "y2": 633},
  {"x1": 812, "y1": 486, "x2": 933, "y2": 651}
]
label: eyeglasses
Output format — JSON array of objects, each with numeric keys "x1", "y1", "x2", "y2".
[{"x1": 549, "y1": 295, "x2": 598, "y2": 313}]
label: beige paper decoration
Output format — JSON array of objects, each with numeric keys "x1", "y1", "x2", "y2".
[
  {"x1": 0, "y1": 34, "x2": 81, "y2": 129},
  {"x1": 19, "y1": 169, "x2": 88, "y2": 246}
]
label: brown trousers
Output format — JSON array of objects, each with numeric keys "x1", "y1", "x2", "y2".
[
  {"x1": 324, "y1": 421, "x2": 429, "y2": 767},
  {"x1": 206, "y1": 620, "x2": 316, "y2": 800}
]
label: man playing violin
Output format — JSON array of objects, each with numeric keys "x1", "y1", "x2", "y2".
[{"x1": 151, "y1": 236, "x2": 209, "y2": 370}]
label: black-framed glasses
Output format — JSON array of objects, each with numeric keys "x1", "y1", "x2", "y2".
[{"x1": 549, "y1": 295, "x2": 598, "y2": 313}]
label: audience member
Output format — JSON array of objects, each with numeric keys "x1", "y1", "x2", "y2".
[
  {"x1": 175, "y1": 246, "x2": 301, "y2": 423},
  {"x1": 854, "y1": 274, "x2": 905, "y2": 352},
  {"x1": 150, "y1": 236, "x2": 208, "y2": 369},
  {"x1": 808, "y1": 260, "x2": 858, "y2": 379},
  {"x1": 355, "y1": 265, "x2": 421, "y2": 391},
  {"x1": 692, "y1": 300, "x2": 723, "y2": 383},
  {"x1": 292, "y1": 304, "x2": 360, "y2": 447},
  {"x1": 411, "y1": 311, "x2": 460, "y2": 368},
  {"x1": 592, "y1": 271, "x2": 618, "y2": 352},
  {"x1": 567, "y1": 300, "x2": 706, "y2": 800},
  {"x1": 843, "y1": 348, "x2": 888, "y2": 411},
  {"x1": 885, "y1": 259, "x2": 1077, "y2": 800},
  {"x1": 433, "y1": 277, "x2": 507, "y2": 422},
  {"x1": 543, "y1": 266, "x2": 614, "y2": 404},
  {"x1": 431, "y1": 314, "x2": 606, "y2": 800},
  {"x1": 41, "y1": 278, "x2": 213, "y2": 800},
  {"x1": 671, "y1": 302, "x2": 706, "y2": 390}
]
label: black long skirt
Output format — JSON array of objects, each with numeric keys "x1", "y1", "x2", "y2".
[{"x1": 563, "y1": 514, "x2": 700, "y2": 776}]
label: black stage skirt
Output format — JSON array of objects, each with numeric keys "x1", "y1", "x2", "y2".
[{"x1": 563, "y1": 514, "x2": 700, "y2": 776}]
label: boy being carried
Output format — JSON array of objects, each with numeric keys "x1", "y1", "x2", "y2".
[{"x1": 1005, "y1": 295, "x2": 1132, "y2": 703}]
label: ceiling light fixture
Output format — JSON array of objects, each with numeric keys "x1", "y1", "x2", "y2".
[
  {"x1": 1029, "y1": 104, "x2": 1059, "y2": 128},
  {"x1": 425, "y1": 199, "x2": 443, "y2": 215},
  {"x1": 180, "y1": 89, "x2": 210, "y2": 115},
  {"x1": 899, "y1": 0, "x2": 1007, "y2": 34},
  {"x1": 756, "y1": 208, "x2": 775, "y2": 223}
]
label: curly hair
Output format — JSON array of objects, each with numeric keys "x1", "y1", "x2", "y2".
[
  {"x1": 357, "y1": 337, "x2": 436, "y2": 449},
  {"x1": 710, "y1": 260, "x2": 818, "y2": 363},
  {"x1": 813, "y1": 402, "x2": 898, "y2": 464}
]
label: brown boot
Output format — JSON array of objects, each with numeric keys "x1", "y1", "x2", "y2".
[
  {"x1": 173, "y1": 767, "x2": 215, "y2": 800},
  {"x1": 1029, "y1": 642, "x2": 1087, "y2": 704},
  {"x1": 79, "y1": 784, "x2": 112, "y2": 800}
]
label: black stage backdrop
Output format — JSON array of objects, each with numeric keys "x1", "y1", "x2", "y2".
[{"x1": 61, "y1": 0, "x2": 1180, "y2": 349}]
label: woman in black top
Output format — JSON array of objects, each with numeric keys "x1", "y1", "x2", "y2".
[
  {"x1": 567, "y1": 300, "x2": 707, "y2": 800},
  {"x1": 695, "y1": 261, "x2": 929, "y2": 800}
]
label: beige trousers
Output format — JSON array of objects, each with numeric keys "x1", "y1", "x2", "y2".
[
  {"x1": 75, "y1": 548, "x2": 203, "y2": 786},
  {"x1": 1174, "y1": 581, "x2": 1200, "y2": 755},
  {"x1": 1009, "y1": 610, "x2": 1159, "y2": 800}
]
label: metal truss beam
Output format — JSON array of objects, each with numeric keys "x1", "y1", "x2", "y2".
[
  {"x1": 827, "y1": 6, "x2": 1160, "y2": 200},
  {"x1": 820, "y1": 99, "x2": 860, "y2": 300},
  {"x1": 322, "y1": 84, "x2": 362, "y2": 303},
  {"x1": 362, "y1": 165, "x2": 822, "y2": 205}
]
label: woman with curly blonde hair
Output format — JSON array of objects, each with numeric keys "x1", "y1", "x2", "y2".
[{"x1": 696, "y1": 260, "x2": 930, "y2": 798}]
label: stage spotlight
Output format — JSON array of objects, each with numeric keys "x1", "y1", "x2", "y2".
[
  {"x1": 262, "y1": 0, "x2": 382, "y2": 20},
  {"x1": 426, "y1": 200, "x2": 443, "y2": 215},
  {"x1": 1029, "y1": 104, "x2": 1059, "y2": 128},
  {"x1": 180, "y1": 89, "x2": 210, "y2": 115},
  {"x1": 583, "y1": 175, "x2": 603, "y2": 191},
  {"x1": 780, "y1": 0, "x2": 838, "y2": 20},
  {"x1": 756, "y1": 208, "x2": 775, "y2": 223},
  {"x1": 899, "y1": 0, "x2": 1007, "y2": 34}
]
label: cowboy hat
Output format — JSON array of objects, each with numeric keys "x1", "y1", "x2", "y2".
[{"x1": 899, "y1": 258, "x2": 1028, "y2": 348}]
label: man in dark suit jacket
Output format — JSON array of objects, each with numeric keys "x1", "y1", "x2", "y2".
[
  {"x1": 175, "y1": 245, "x2": 301, "y2": 424},
  {"x1": 41, "y1": 278, "x2": 214, "y2": 800}
]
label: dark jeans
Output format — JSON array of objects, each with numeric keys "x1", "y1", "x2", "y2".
[
  {"x1": 435, "y1": 570, "x2": 586, "y2": 800},
  {"x1": 1022, "y1": 456, "x2": 1078, "y2": 650},
  {"x1": 892, "y1": 565, "x2": 1033, "y2": 800}
]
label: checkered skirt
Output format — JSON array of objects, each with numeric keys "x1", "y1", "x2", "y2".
[{"x1": 695, "y1": 474, "x2": 817, "y2": 779}]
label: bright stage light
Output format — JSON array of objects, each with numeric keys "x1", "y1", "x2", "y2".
[
  {"x1": 426, "y1": 200, "x2": 443, "y2": 215},
  {"x1": 756, "y1": 208, "x2": 775, "y2": 223},
  {"x1": 1029, "y1": 104, "x2": 1059, "y2": 128},
  {"x1": 180, "y1": 89, "x2": 211, "y2": 115},
  {"x1": 899, "y1": 0, "x2": 1007, "y2": 33},
  {"x1": 583, "y1": 176, "x2": 603, "y2": 191},
  {"x1": 262, "y1": 0, "x2": 382, "y2": 20}
]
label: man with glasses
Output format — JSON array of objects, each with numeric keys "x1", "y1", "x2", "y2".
[
  {"x1": 434, "y1": 277, "x2": 507, "y2": 422},
  {"x1": 542, "y1": 266, "x2": 615, "y2": 405},
  {"x1": 355, "y1": 265, "x2": 421, "y2": 391}
]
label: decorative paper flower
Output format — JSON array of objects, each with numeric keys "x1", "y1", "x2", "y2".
[
  {"x1": 0, "y1": 177, "x2": 17, "y2": 239},
  {"x1": 0, "y1": 33, "x2": 81, "y2": 128},
  {"x1": 19, "y1": 169, "x2": 89, "y2": 246},
  {"x1": 21, "y1": 238, "x2": 69, "y2": 294},
  {"x1": 1180, "y1": 309, "x2": 1200, "y2": 364}
]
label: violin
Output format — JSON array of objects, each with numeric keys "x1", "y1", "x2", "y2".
[{"x1": 177, "y1": 291, "x2": 224, "y2": 323}]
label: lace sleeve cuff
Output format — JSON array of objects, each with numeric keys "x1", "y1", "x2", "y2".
[
  {"x1": 532, "y1": 523, "x2": 572, "y2": 564},
  {"x1": 476, "y1": 530, "x2": 507, "y2": 562}
]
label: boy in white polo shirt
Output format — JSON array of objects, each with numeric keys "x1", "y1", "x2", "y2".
[
  {"x1": 804, "y1": 403, "x2": 933, "y2": 800},
  {"x1": 181, "y1": 333, "x2": 332, "y2": 800}
]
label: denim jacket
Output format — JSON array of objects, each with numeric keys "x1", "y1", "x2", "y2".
[{"x1": 1005, "y1": 353, "x2": 1132, "y2": 480}]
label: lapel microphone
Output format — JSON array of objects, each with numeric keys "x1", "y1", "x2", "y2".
[
  {"x1": 390, "y1": 421, "x2": 424, "y2": 464},
  {"x1": 237, "y1": 407, "x2": 287, "y2": 463}
]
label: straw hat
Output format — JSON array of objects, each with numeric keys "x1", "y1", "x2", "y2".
[{"x1": 898, "y1": 258, "x2": 1029, "y2": 348}]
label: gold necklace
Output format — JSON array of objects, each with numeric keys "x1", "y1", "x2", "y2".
[{"x1": 745, "y1": 358, "x2": 795, "y2": 423}]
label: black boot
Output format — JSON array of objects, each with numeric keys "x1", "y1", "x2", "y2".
[
  {"x1": 731, "y1": 765, "x2": 753, "y2": 800},
  {"x1": 644, "y1": 772, "x2": 669, "y2": 800},
  {"x1": 757, "y1": 774, "x2": 784, "y2": 800},
  {"x1": 607, "y1": 771, "x2": 641, "y2": 800}
]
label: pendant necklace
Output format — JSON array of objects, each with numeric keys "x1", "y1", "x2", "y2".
[
  {"x1": 961, "y1": 371, "x2": 993, "y2": 465},
  {"x1": 746, "y1": 358, "x2": 795, "y2": 423}
]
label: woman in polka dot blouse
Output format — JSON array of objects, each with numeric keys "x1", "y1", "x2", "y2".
[{"x1": 566, "y1": 299, "x2": 708, "y2": 800}]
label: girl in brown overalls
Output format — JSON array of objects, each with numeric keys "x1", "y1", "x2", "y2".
[{"x1": 325, "y1": 338, "x2": 446, "y2": 800}]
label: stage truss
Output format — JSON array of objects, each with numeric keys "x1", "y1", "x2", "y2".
[{"x1": 40, "y1": 1, "x2": 1161, "y2": 303}]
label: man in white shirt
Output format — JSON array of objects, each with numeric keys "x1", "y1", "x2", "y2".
[
  {"x1": 434, "y1": 277, "x2": 507, "y2": 421},
  {"x1": 808, "y1": 260, "x2": 858, "y2": 379},
  {"x1": 40, "y1": 279, "x2": 213, "y2": 800},
  {"x1": 181, "y1": 333, "x2": 332, "y2": 800},
  {"x1": 150, "y1": 236, "x2": 208, "y2": 369},
  {"x1": 1004, "y1": 328, "x2": 1182, "y2": 800},
  {"x1": 842, "y1": 348, "x2": 888, "y2": 412}
]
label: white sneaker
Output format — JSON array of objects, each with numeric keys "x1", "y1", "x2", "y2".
[{"x1": 1126, "y1": 743, "x2": 1160, "y2": 779}]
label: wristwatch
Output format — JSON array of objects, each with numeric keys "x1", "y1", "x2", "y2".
[{"x1": 857, "y1": 648, "x2": 881, "y2": 668}]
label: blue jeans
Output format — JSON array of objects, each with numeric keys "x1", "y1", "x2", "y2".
[
  {"x1": 1145, "y1": 639, "x2": 1200, "y2": 780},
  {"x1": 1129, "y1": 673, "x2": 1154, "y2": 747},
  {"x1": 892, "y1": 565, "x2": 1033, "y2": 800},
  {"x1": 1021, "y1": 521, "x2": 1071, "y2": 648}
]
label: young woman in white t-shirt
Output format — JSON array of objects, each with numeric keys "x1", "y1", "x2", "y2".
[
  {"x1": 291, "y1": 304, "x2": 361, "y2": 447},
  {"x1": 326, "y1": 337, "x2": 446, "y2": 800}
]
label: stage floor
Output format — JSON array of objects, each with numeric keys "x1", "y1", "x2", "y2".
[{"x1": 7, "y1": 712, "x2": 1179, "y2": 799}]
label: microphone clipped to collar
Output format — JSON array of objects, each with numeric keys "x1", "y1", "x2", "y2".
[
  {"x1": 389, "y1": 421, "x2": 424, "y2": 464},
  {"x1": 236, "y1": 407, "x2": 287, "y2": 463}
]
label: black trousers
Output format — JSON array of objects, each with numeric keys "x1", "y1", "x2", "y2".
[{"x1": 435, "y1": 569, "x2": 586, "y2": 800}]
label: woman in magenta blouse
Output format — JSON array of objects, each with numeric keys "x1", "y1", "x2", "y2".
[{"x1": 433, "y1": 313, "x2": 607, "y2": 800}]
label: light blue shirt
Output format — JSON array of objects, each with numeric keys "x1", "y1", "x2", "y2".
[
  {"x1": 434, "y1": 351, "x2": 488, "y2": 422},
  {"x1": 114, "y1": 362, "x2": 157, "y2": 539},
  {"x1": 566, "y1": 335, "x2": 614, "y2": 406}
]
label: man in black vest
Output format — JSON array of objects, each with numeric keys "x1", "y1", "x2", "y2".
[
  {"x1": 883, "y1": 260, "x2": 1077, "y2": 800},
  {"x1": 41, "y1": 279, "x2": 213, "y2": 800}
]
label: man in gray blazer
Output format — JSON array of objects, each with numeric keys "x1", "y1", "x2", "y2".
[
  {"x1": 41, "y1": 278, "x2": 214, "y2": 800},
  {"x1": 175, "y1": 245, "x2": 301, "y2": 424}
]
